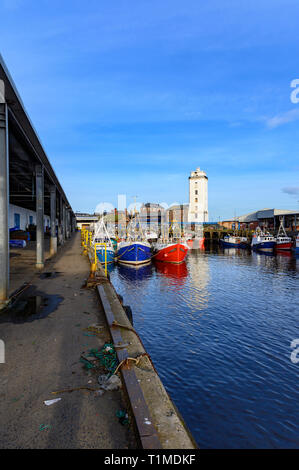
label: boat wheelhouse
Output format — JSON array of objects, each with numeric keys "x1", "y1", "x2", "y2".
[{"x1": 251, "y1": 227, "x2": 276, "y2": 253}]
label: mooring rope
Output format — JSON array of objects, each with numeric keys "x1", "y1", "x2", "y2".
[{"x1": 111, "y1": 320, "x2": 158, "y2": 374}]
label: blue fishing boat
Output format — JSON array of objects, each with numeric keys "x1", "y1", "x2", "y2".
[
  {"x1": 220, "y1": 235, "x2": 248, "y2": 248},
  {"x1": 95, "y1": 243, "x2": 115, "y2": 264},
  {"x1": 251, "y1": 228, "x2": 276, "y2": 252},
  {"x1": 116, "y1": 206, "x2": 152, "y2": 266},
  {"x1": 117, "y1": 240, "x2": 152, "y2": 265},
  {"x1": 92, "y1": 219, "x2": 115, "y2": 264}
]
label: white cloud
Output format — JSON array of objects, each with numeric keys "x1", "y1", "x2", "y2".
[
  {"x1": 282, "y1": 186, "x2": 299, "y2": 196},
  {"x1": 266, "y1": 108, "x2": 299, "y2": 128}
]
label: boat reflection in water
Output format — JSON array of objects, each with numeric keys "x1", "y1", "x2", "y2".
[
  {"x1": 187, "y1": 252, "x2": 210, "y2": 310},
  {"x1": 106, "y1": 262, "x2": 117, "y2": 274},
  {"x1": 222, "y1": 247, "x2": 240, "y2": 257},
  {"x1": 154, "y1": 260, "x2": 188, "y2": 280},
  {"x1": 275, "y1": 252, "x2": 298, "y2": 274},
  {"x1": 275, "y1": 250, "x2": 292, "y2": 258},
  {"x1": 222, "y1": 247, "x2": 251, "y2": 258},
  {"x1": 252, "y1": 251, "x2": 274, "y2": 263},
  {"x1": 251, "y1": 249, "x2": 298, "y2": 274},
  {"x1": 118, "y1": 261, "x2": 152, "y2": 282}
]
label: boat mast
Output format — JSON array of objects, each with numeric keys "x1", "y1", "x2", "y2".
[{"x1": 277, "y1": 216, "x2": 287, "y2": 238}]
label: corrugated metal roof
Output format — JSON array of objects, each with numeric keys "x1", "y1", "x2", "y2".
[
  {"x1": 0, "y1": 54, "x2": 73, "y2": 210},
  {"x1": 237, "y1": 208, "x2": 299, "y2": 222}
]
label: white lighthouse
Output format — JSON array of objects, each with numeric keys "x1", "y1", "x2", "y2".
[{"x1": 188, "y1": 167, "x2": 208, "y2": 223}]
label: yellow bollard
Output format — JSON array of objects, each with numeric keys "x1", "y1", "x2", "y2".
[
  {"x1": 92, "y1": 242, "x2": 107, "y2": 277},
  {"x1": 91, "y1": 242, "x2": 97, "y2": 273},
  {"x1": 83, "y1": 230, "x2": 88, "y2": 255}
]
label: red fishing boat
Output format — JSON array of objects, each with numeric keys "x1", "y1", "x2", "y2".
[
  {"x1": 275, "y1": 219, "x2": 293, "y2": 251},
  {"x1": 275, "y1": 238, "x2": 293, "y2": 251},
  {"x1": 152, "y1": 241, "x2": 189, "y2": 264}
]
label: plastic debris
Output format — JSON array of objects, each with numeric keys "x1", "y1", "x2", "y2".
[
  {"x1": 44, "y1": 398, "x2": 61, "y2": 406},
  {"x1": 98, "y1": 374, "x2": 122, "y2": 391},
  {"x1": 87, "y1": 343, "x2": 118, "y2": 375},
  {"x1": 116, "y1": 410, "x2": 129, "y2": 426},
  {"x1": 98, "y1": 373, "x2": 110, "y2": 386},
  {"x1": 39, "y1": 424, "x2": 51, "y2": 431},
  {"x1": 80, "y1": 355, "x2": 96, "y2": 369},
  {"x1": 83, "y1": 324, "x2": 104, "y2": 334}
]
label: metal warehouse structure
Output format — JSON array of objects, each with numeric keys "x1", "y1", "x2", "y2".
[
  {"x1": 75, "y1": 213, "x2": 99, "y2": 230},
  {"x1": 0, "y1": 55, "x2": 75, "y2": 307}
]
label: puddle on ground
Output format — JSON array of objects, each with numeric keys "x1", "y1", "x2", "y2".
[
  {"x1": 39, "y1": 271, "x2": 63, "y2": 279},
  {"x1": 0, "y1": 286, "x2": 63, "y2": 324}
]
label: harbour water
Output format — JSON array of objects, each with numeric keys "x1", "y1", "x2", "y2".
[{"x1": 109, "y1": 247, "x2": 299, "y2": 449}]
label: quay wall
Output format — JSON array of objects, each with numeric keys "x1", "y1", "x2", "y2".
[{"x1": 91, "y1": 261, "x2": 197, "y2": 449}]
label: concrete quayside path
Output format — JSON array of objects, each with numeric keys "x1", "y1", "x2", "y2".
[{"x1": 0, "y1": 233, "x2": 132, "y2": 449}]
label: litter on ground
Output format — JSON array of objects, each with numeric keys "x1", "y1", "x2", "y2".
[{"x1": 44, "y1": 398, "x2": 62, "y2": 406}]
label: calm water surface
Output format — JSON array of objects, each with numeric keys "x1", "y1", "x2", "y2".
[{"x1": 109, "y1": 247, "x2": 299, "y2": 448}]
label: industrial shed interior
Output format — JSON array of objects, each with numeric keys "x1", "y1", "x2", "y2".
[{"x1": 0, "y1": 55, "x2": 75, "y2": 306}]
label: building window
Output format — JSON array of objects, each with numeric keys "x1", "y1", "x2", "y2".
[
  {"x1": 195, "y1": 198, "x2": 198, "y2": 202},
  {"x1": 195, "y1": 190, "x2": 198, "y2": 195},
  {"x1": 195, "y1": 213, "x2": 198, "y2": 218},
  {"x1": 29, "y1": 216, "x2": 33, "y2": 225}
]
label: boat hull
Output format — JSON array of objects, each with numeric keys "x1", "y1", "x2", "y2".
[
  {"x1": 96, "y1": 247, "x2": 115, "y2": 264},
  {"x1": 275, "y1": 242, "x2": 293, "y2": 251},
  {"x1": 117, "y1": 242, "x2": 152, "y2": 265},
  {"x1": 252, "y1": 241, "x2": 276, "y2": 252},
  {"x1": 220, "y1": 240, "x2": 243, "y2": 248},
  {"x1": 153, "y1": 243, "x2": 188, "y2": 264}
]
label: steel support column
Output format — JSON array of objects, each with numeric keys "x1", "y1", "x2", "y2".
[
  {"x1": 50, "y1": 185, "x2": 57, "y2": 256},
  {"x1": 66, "y1": 208, "x2": 70, "y2": 239},
  {"x1": 59, "y1": 195, "x2": 63, "y2": 245},
  {"x1": 0, "y1": 99, "x2": 9, "y2": 306},
  {"x1": 35, "y1": 164, "x2": 44, "y2": 269},
  {"x1": 63, "y1": 203, "x2": 66, "y2": 241}
]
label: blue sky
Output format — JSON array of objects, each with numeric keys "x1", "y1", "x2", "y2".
[{"x1": 1, "y1": 0, "x2": 299, "y2": 220}]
